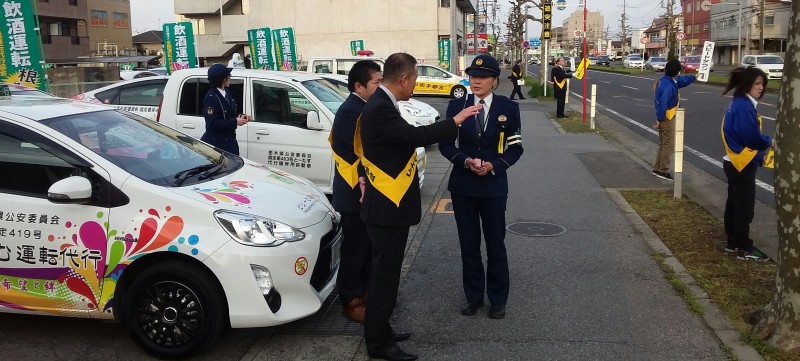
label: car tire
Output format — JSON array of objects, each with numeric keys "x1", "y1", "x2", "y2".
[
  {"x1": 451, "y1": 85, "x2": 467, "y2": 99},
  {"x1": 124, "y1": 261, "x2": 226, "y2": 359}
]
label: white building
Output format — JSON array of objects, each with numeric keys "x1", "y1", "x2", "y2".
[
  {"x1": 175, "y1": 0, "x2": 478, "y2": 69},
  {"x1": 630, "y1": 27, "x2": 648, "y2": 53}
]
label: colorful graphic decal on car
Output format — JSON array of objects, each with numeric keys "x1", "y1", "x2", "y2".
[
  {"x1": 0, "y1": 207, "x2": 199, "y2": 319},
  {"x1": 193, "y1": 180, "x2": 253, "y2": 207}
]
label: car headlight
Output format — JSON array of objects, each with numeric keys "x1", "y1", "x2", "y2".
[
  {"x1": 402, "y1": 104, "x2": 431, "y2": 118},
  {"x1": 215, "y1": 211, "x2": 305, "y2": 247}
]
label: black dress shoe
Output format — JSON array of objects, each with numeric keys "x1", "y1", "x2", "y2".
[
  {"x1": 460, "y1": 300, "x2": 485, "y2": 316},
  {"x1": 489, "y1": 304, "x2": 506, "y2": 319},
  {"x1": 368, "y1": 345, "x2": 418, "y2": 361},
  {"x1": 393, "y1": 331, "x2": 411, "y2": 342}
]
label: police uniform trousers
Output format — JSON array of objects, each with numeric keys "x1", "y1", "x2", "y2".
[
  {"x1": 336, "y1": 212, "x2": 370, "y2": 303},
  {"x1": 364, "y1": 223, "x2": 410, "y2": 354},
  {"x1": 451, "y1": 193, "x2": 509, "y2": 306}
]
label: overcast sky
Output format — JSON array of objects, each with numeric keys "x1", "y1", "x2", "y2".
[{"x1": 129, "y1": 0, "x2": 675, "y2": 38}]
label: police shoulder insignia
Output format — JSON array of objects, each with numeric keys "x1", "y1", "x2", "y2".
[
  {"x1": 207, "y1": 106, "x2": 215, "y2": 115},
  {"x1": 476, "y1": 59, "x2": 483, "y2": 65},
  {"x1": 498, "y1": 115, "x2": 507, "y2": 122}
]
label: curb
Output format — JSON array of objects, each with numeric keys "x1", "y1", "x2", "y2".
[{"x1": 606, "y1": 189, "x2": 764, "y2": 361}]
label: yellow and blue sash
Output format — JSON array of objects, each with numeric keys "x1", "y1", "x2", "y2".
[{"x1": 353, "y1": 115, "x2": 417, "y2": 207}]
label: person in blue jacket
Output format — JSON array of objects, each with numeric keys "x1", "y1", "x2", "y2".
[
  {"x1": 201, "y1": 64, "x2": 250, "y2": 155},
  {"x1": 721, "y1": 66, "x2": 772, "y2": 261},
  {"x1": 439, "y1": 54, "x2": 524, "y2": 320},
  {"x1": 652, "y1": 59, "x2": 695, "y2": 180}
]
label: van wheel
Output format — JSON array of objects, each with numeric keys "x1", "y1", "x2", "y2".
[
  {"x1": 451, "y1": 85, "x2": 467, "y2": 99},
  {"x1": 124, "y1": 262, "x2": 226, "y2": 359}
]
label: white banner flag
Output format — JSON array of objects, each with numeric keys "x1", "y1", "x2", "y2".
[{"x1": 697, "y1": 41, "x2": 715, "y2": 82}]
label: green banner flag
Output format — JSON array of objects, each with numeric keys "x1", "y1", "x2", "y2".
[
  {"x1": 350, "y1": 40, "x2": 364, "y2": 56},
  {"x1": 0, "y1": 0, "x2": 47, "y2": 91},
  {"x1": 272, "y1": 27, "x2": 297, "y2": 71},
  {"x1": 438, "y1": 39, "x2": 451, "y2": 72},
  {"x1": 163, "y1": 22, "x2": 197, "y2": 74},
  {"x1": 248, "y1": 27, "x2": 275, "y2": 70}
]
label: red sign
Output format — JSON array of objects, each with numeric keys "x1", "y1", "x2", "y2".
[
  {"x1": 640, "y1": 37, "x2": 650, "y2": 44},
  {"x1": 466, "y1": 33, "x2": 489, "y2": 53},
  {"x1": 675, "y1": 31, "x2": 686, "y2": 41}
]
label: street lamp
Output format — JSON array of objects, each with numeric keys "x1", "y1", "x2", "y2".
[{"x1": 710, "y1": 1, "x2": 742, "y2": 62}]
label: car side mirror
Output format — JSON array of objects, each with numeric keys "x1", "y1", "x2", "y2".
[
  {"x1": 48, "y1": 176, "x2": 92, "y2": 204},
  {"x1": 306, "y1": 110, "x2": 324, "y2": 130}
]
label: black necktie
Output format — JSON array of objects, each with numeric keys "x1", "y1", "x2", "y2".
[{"x1": 477, "y1": 99, "x2": 485, "y2": 137}]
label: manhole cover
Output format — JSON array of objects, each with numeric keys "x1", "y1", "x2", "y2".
[{"x1": 506, "y1": 222, "x2": 567, "y2": 237}]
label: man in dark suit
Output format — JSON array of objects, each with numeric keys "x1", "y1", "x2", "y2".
[
  {"x1": 551, "y1": 57, "x2": 573, "y2": 118},
  {"x1": 356, "y1": 53, "x2": 482, "y2": 361},
  {"x1": 330, "y1": 60, "x2": 382, "y2": 323},
  {"x1": 509, "y1": 59, "x2": 525, "y2": 100},
  {"x1": 440, "y1": 55, "x2": 524, "y2": 320}
]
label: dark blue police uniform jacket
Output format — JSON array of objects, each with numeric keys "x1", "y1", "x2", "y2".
[
  {"x1": 201, "y1": 88, "x2": 240, "y2": 155},
  {"x1": 439, "y1": 94, "x2": 524, "y2": 197}
]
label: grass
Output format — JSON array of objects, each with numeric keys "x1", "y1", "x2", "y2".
[
  {"x1": 546, "y1": 110, "x2": 607, "y2": 136},
  {"x1": 620, "y1": 190, "x2": 800, "y2": 361},
  {"x1": 652, "y1": 252, "x2": 705, "y2": 315},
  {"x1": 524, "y1": 75, "x2": 555, "y2": 102}
]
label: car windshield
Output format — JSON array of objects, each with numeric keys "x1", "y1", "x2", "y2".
[
  {"x1": 41, "y1": 110, "x2": 238, "y2": 186},
  {"x1": 599, "y1": 56, "x2": 609, "y2": 60},
  {"x1": 758, "y1": 56, "x2": 783, "y2": 64},
  {"x1": 651, "y1": 57, "x2": 666, "y2": 62},
  {"x1": 629, "y1": 56, "x2": 642, "y2": 60},
  {"x1": 301, "y1": 79, "x2": 347, "y2": 114},
  {"x1": 684, "y1": 56, "x2": 700, "y2": 63}
]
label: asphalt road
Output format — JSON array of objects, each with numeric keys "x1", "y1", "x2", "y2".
[{"x1": 528, "y1": 64, "x2": 778, "y2": 205}]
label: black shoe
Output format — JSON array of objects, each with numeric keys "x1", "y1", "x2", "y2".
[
  {"x1": 489, "y1": 304, "x2": 506, "y2": 319},
  {"x1": 393, "y1": 331, "x2": 411, "y2": 342},
  {"x1": 652, "y1": 170, "x2": 673, "y2": 181},
  {"x1": 510, "y1": 97, "x2": 516, "y2": 100},
  {"x1": 460, "y1": 300, "x2": 485, "y2": 316},
  {"x1": 368, "y1": 345, "x2": 418, "y2": 361},
  {"x1": 519, "y1": 97, "x2": 526, "y2": 100}
]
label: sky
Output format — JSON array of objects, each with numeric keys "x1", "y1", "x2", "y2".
[{"x1": 129, "y1": 0, "x2": 676, "y2": 38}]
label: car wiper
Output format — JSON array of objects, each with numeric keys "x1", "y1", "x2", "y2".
[
  {"x1": 173, "y1": 164, "x2": 217, "y2": 186},
  {"x1": 198, "y1": 162, "x2": 225, "y2": 180}
]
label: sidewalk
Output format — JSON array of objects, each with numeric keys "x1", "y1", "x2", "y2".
[{"x1": 240, "y1": 75, "x2": 735, "y2": 360}]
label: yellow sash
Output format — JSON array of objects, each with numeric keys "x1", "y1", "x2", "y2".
[
  {"x1": 353, "y1": 115, "x2": 417, "y2": 207},
  {"x1": 328, "y1": 132, "x2": 360, "y2": 189},
  {"x1": 654, "y1": 79, "x2": 680, "y2": 121},
  {"x1": 553, "y1": 77, "x2": 566, "y2": 89},
  {"x1": 721, "y1": 115, "x2": 762, "y2": 172}
]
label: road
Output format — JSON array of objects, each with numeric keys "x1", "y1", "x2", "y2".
[{"x1": 528, "y1": 64, "x2": 778, "y2": 205}]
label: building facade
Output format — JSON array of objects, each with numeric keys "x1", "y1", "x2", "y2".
[
  {"x1": 709, "y1": 0, "x2": 790, "y2": 65},
  {"x1": 36, "y1": 0, "x2": 90, "y2": 62},
  {"x1": 681, "y1": 0, "x2": 716, "y2": 56},
  {"x1": 86, "y1": 0, "x2": 134, "y2": 57},
  {"x1": 174, "y1": 0, "x2": 478, "y2": 69},
  {"x1": 562, "y1": 8, "x2": 604, "y2": 55}
]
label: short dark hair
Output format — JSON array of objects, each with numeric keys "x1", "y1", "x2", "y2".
[
  {"x1": 382, "y1": 53, "x2": 417, "y2": 84},
  {"x1": 516, "y1": 59, "x2": 522, "y2": 64},
  {"x1": 665, "y1": 59, "x2": 682, "y2": 77},
  {"x1": 209, "y1": 75, "x2": 228, "y2": 88},
  {"x1": 723, "y1": 66, "x2": 768, "y2": 99},
  {"x1": 348, "y1": 60, "x2": 381, "y2": 92}
]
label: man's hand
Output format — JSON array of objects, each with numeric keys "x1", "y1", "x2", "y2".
[
  {"x1": 237, "y1": 114, "x2": 250, "y2": 126},
  {"x1": 453, "y1": 105, "x2": 484, "y2": 125},
  {"x1": 653, "y1": 120, "x2": 660, "y2": 129},
  {"x1": 358, "y1": 177, "x2": 366, "y2": 204}
]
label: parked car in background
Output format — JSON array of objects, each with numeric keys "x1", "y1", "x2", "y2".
[
  {"x1": 596, "y1": 56, "x2": 611, "y2": 66},
  {"x1": 415, "y1": 64, "x2": 471, "y2": 99},
  {"x1": 645, "y1": 57, "x2": 668, "y2": 71},
  {"x1": 587, "y1": 56, "x2": 598, "y2": 65},
  {"x1": 304, "y1": 56, "x2": 385, "y2": 76},
  {"x1": 741, "y1": 55, "x2": 784, "y2": 80},
  {"x1": 0, "y1": 90, "x2": 340, "y2": 358},
  {"x1": 680, "y1": 56, "x2": 704, "y2": 72},
  {"x1": 623, "y1": 54, "x2": 644, "y2": 68},
  {"x1": 158, "y1": 68, "x2": 428, "y2": 194},
  {"x1": 119, "y1": 70, "x2": 161, "y2": 81},
  {"x1": 71, "y1": 76, "x2": 168, "y2": 120}
]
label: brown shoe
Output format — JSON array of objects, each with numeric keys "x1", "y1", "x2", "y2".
[{"x1": 342, "y1": 297, "x2": 365, "y2": 323}]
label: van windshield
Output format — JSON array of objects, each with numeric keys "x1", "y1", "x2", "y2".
[
  {"x1": 302, "y1": 79, "x2": 347, "y2": 114},
  {"x1": 41, "y1": 110, "x2": 240, "y2": 186},
  {"x1": 758, "y1": 56, "x2": 783, "y2": 64}
]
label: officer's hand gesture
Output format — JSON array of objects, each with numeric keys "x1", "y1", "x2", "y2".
[
  {"x1": 453, "y1": 105, "x2": 484, "y2": 126},
  {"x1": 237, "y1": 114, "x2": 251, "y2": 126}
]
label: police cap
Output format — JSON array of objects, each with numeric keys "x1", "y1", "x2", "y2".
[
  {"x1": 465, "y1": 55, "x2": 501, "y2": 78},
  {"x1": 208, "y1": 63, "x2": 233, "y2": 83}
]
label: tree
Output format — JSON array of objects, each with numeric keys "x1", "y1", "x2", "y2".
[{"x1": 753, "y1": 0, "x2": 800, "y2": 351}]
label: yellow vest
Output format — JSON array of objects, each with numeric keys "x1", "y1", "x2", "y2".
[{"x1": 353, "y1": 115, "x2": 417, "y2": 207}]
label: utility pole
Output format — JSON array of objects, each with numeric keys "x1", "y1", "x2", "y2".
[
  {"x1": 620, "y1": 0, "x2": 629, "y2": 53},
  {"x1": 665, "y1": 0, "x2": 674, "y2": 59},
  {"x1": 759, "y1": 0, "x2": 765, "y2": 53}
]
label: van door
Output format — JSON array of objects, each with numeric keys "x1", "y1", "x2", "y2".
[
  {"x1": 248, "y1": 79, "x2": 333, "y2": 189},
  {"x1": 0, "y1": 120, "x2": 111, "y2": 316},
  {"x1": 175, "y1": 77, "x2": 248, "y2": 158}
]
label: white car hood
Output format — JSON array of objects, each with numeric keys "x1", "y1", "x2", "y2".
[{"x1": 171, "y1": 161, "x2": 334, "y2": 229}]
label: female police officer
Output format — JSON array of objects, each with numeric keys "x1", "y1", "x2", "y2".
[
  {"x1": 201, "y1": 63, "x2": 250, "y2": 155},
  {"x1": 439, "y1": 55, "x2": 524, "y2": 319}
]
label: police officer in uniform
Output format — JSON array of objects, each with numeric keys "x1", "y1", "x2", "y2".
[
  {"x1": 201, "y1": 64, "x2": 250, "y2": 155},
  {"x1": 439, "y1": 54, "x2": 524, "y2": 320},
  {"x1": 551, "y1": 57, "x2": 572, "y2": 118},
  {"x1": 357, "y1": 53, "x2": 482, "y2": 361}
]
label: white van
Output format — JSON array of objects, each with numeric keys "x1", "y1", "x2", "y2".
[
  {"x1": 157, "y1": 68, "x2": 427, "y2": 194},
  {"x1": 305, "y1": 56, "x2": 385, "y2": 76},
  {"x1": 0, "y1": 93, "x2": 339, "y2": 358}
]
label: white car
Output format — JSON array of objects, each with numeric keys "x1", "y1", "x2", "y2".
[
  {"x1": 0, "y1": 89, "x2": 339, "y2": 358},
  {"x1": 157, "y1": 68, "x2": 427, "y2": 194},
  {"x1": 623, "y1": 55, "x2": 644, "y2": 68},
  {"x1": 415, "y1": 64, "x2": 471, "y2": 99},
  {"x1": 318, "y1": 73, "x2": 440, "y2": 126},
  {"x1": 741, "y1": 55, "x2": 784, "y2": 80},
  {"x1": 71, "y1": 76, "x2": 168, "y2": 120},
  {"x1": 305, "y1": 56, "x2": 385, "y2": 76}
]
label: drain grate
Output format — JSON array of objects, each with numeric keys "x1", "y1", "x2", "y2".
[
  {"x1": 506, "y1": 222, "x2": 567, "y2": 237},
  {"x1": 279, "y1": 290, "x2": 364, "y2": 336}
]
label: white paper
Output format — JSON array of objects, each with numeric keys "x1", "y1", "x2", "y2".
[
  {"x1": 517, "y1": 79, "x2": 525, "y2": 85},
  {"x1": 697, "y1": 41, "x2": 715, "y2": 82}
]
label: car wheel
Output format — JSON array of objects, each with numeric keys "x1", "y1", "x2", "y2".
[
  {"x1": 124, "y1": 261, "x2": 226, "y2": 359},
  {"x1": 451, "y1": 85, "x2": 467, "y2": 99}
]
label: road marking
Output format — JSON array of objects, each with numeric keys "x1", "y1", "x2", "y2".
[
  {"x1": 622, "y1": 85, "x2": 639, "y2": 91},
  {"x1": 695, "y1": 91, "x2": 713, "y2": 94},
  {"x1": 571, "y1": 91, "x2": 775, "y2": 194},
  {"x1": 601, "y1": 81, "x2": 611, "y2": 84},
  {"x1": 431, "y1": 199, "x2": 454, "y2": 214},
  {"x1": 762, "y1": 115, "x2": 775, "y2": 121}
]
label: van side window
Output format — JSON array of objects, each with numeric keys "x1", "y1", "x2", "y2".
[
  {"x1": 0, "y1": 127, "x2": 78, "y2": 197},
  {"x1": 118, "y1": 81, "x2": 166, "y2": 107},
  {"x1": 313, "y1": 60, "x2": 333, "y2": 74},
  {"x1": 335, "y1": 60, "x2": 357, "y2": 75},
  {"x1": 178, "y1": 77, "x2": 245, "y2": 116},
  {"x1": 252, "y1": 81, "x2": 315, "y2": 128},
  {"x1": 95, "y1": 88, "x2": 120, "y2": 104}
]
